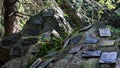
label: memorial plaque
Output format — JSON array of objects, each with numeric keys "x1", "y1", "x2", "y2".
[
  {"x1": 69, "y1": 46, "x2": 82, "y2": 54},
  {"x1": 63, "y1": 39, "x2": 70, "y2": 48},
  {"x1": 99, "y1": 28, "x2": 111, "y2": 37},
  {"x1": 32, "y1": 16, "x2": 42, "y2": 25},
  {"x1": 38, "y1": 58, "x2": 55, "y2": 68},
  {"x1": 28, "y1": 29, "x2": 39, "y2": 36},
  {"x1": 83, "y1": 34, "x2": 98, "y2": 44},
  {"x1": 30, "y1": 58, "x2": 42, "y2": 68},
  {"x1": 98, "y1": 40, "x2": 115, "y2": 46},
  {"x1": 43, "y1": 9, "x2": 54, "y2": 17},
  {"x1": 70, "y1": 35, "x2": 82, "y2": 45},
  {"x1": 99, "y1": 52, "x2": 118, "y2": 63},
  {"x1": 82, "y1": 51, "x2": 101, "y2": 57}
]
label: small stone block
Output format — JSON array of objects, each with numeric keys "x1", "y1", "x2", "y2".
[
  {"x1": 98, "y1": 40, "x2": 115, "y2": 46},
  {"x1": 99, "y1": 28, "x2": 111, "y2": 37},
  {"x1": 82, "y1": 51, "x2": 101, "y2": 57},
  {"x1": 30, "y1": 58, "x2": 42, "y2": 68},
  {"x1": 69, "y1": 46, "x2": 82, "y2": 54},
  {"x1": 70, "y1": 35, "x2": 82, "y2": 45},
  {"x1": 99, "y1": 52, "x2": 118, "y2": 64}
]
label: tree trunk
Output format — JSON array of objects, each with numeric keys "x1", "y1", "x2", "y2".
[
  {"x1": 4, "y1": 0, "x2": 18, "y2": 37},
  {"x1": 55, "y1": 0, "x2": 84, "y2": 27}
]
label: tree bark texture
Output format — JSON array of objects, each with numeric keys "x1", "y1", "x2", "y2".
[
  {"x1": 4, "y1": 0, "x2": 18, "y2": 37},
  {"x1": 56, "y1": 0, "x2": 84, "y2": 27}
]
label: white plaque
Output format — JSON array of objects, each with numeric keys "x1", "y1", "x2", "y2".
[
  {"x1": 99, "y1": 52, "x2": 118, "y2": 63},
  {"x1": 99, "y1": 28, "x2": 111, "y2": 37}
]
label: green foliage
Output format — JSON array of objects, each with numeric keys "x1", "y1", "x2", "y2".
[
  {"x1": 36, "y1": 37, "x2": 63, "y2": 57},
  {"x1": 99, "y1": 0, "x2": 116, "y2": 9}
]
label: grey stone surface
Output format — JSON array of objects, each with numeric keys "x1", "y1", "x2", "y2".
[
  {"x1": 10, "y1": 46, "x2": 22, "y2": 57},
  {"x1": 66, "y1": 56, "x2": 83, "y2": 68},
  {"x1": 65, "y1": 54, "x2": 73, "y2": 60},
  {"x1": 2, "y1": 58, "x2": 21, "y2": 68},
  {"x1": 30, "y1": 44, "x2": 40, "y2": 54},
  {"x1": 53, "y1": 59, "x2": 69, "y2": 68},
  {"x1": 69, "y1": 46, "x2": 82, "y2": 54},
  {"x1": 83, "y1": 58, "x2": 98, "y2": 68},
  {"x1": 99, "y1": 52, "x2": 118, "y2": 63}
]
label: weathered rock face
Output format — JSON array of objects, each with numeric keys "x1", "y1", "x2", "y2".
[
  {"x1": 21, "y1": 7, "x2": 72, "y2": 37},
  {"x1": 0, "y1": 5, "x2": 72, "y2": 68}
]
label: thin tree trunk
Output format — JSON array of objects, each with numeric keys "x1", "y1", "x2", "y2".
[
  {"x1": 4, "y1": 0, "x2": 18, "y2": 37},
  {"x1": 56, "y1": 0, "x2": 84, "y2": 27}
]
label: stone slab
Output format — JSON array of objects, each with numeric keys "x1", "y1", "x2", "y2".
[
  {"x1": 70, "y1": 35, "x2": 82, "y2": 45},
  {"x1": 30, "y1": 58, "x2": 42, "y2": 68},
  {"x1": 98, "y1": 40, "x2": 115, "y2": 46},
  {"x1": 99, "y1": 52, "x2": 118, "y2": 64},
  {"x1": 69, "y1": 46, "x2": 82, "y2": 54},
  {"x1": 99, "y1": 28, "x2": 111, "y2": 37},
  {"x1": 83, "y1": 34, "x2": 98, "y2": 44},
  {"x1": 63, "y1": 39, "x2": 70, "y2": 48},
  {"x1": 82, "y1": 51, "x2": 101, "y2": 57}
]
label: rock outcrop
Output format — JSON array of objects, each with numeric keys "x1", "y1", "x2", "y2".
[{"x1": 0, "y1": 6, "x2": 72, "y2": 68}]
